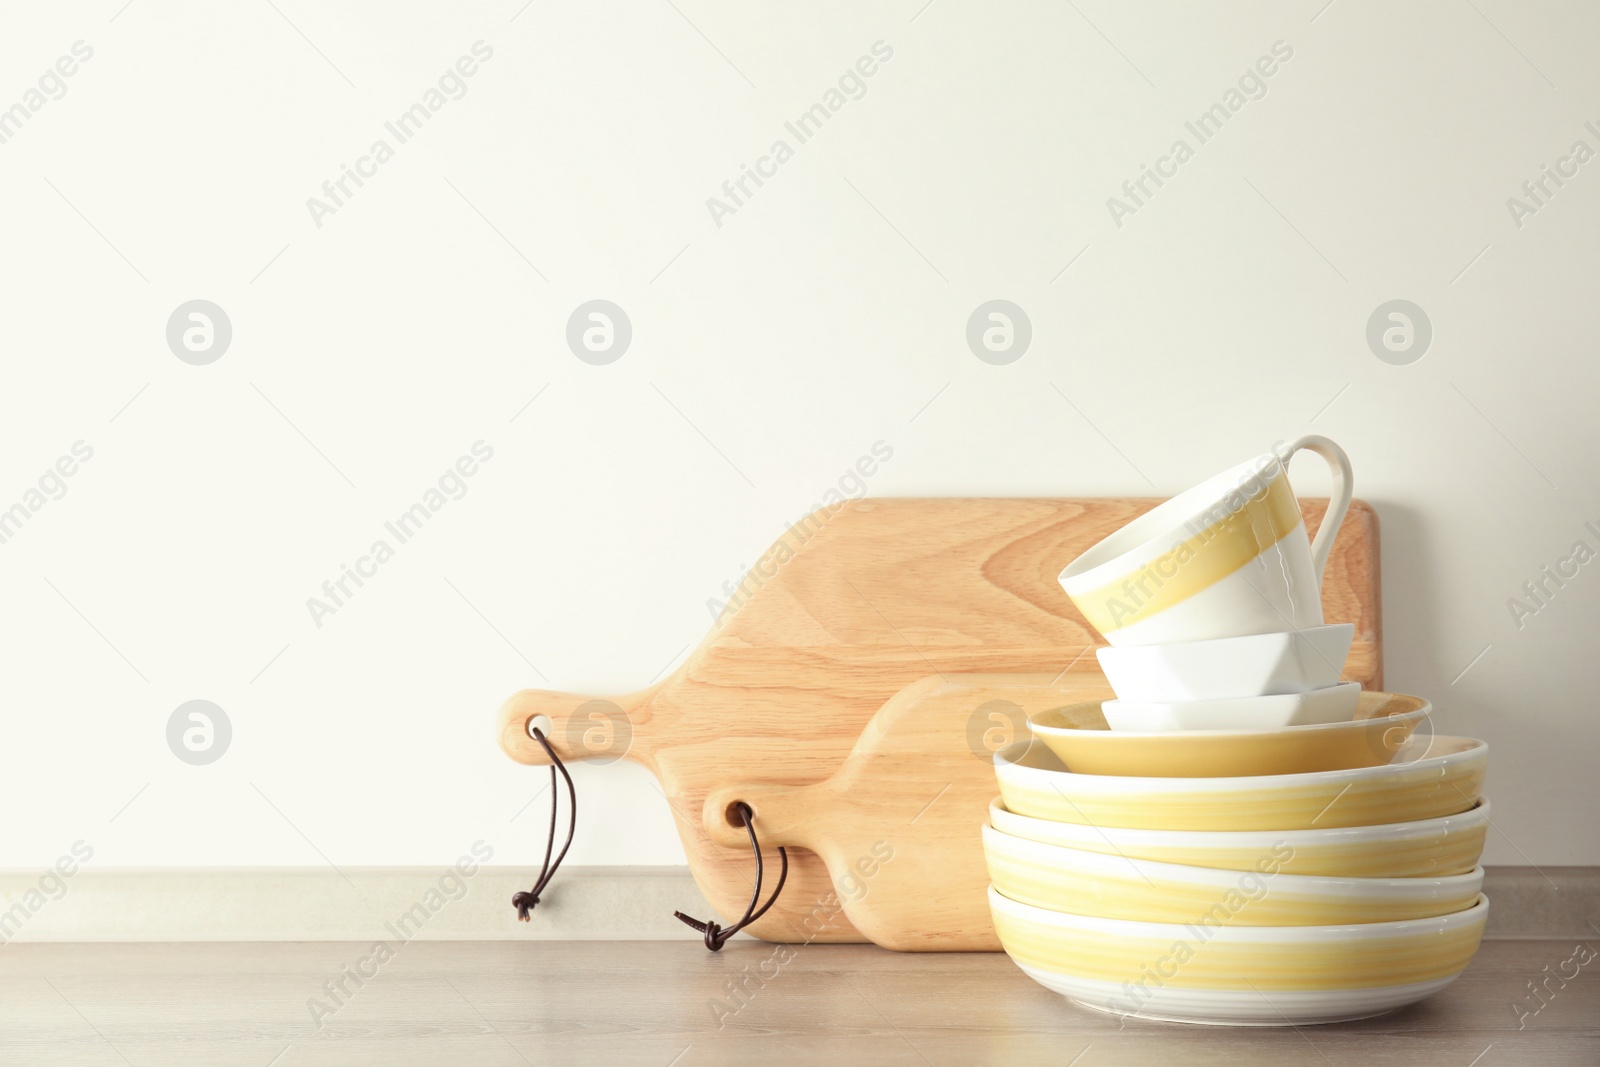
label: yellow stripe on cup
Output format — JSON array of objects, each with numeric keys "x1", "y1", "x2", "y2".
[{"x1": 1076, "y1": 472, "x2": 1302, "y2": 636}]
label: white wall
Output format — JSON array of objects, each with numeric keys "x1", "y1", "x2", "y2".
[{"x1": 2, "y1": 0, "x2": 1596, "y2": 876}]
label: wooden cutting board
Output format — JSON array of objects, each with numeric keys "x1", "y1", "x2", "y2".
[
  {"x1": 497, "y1": 497, "x2": 1380, "y2": 943},
  {"x1": 702, "y1": 673, "x2": 1114, "y2": 951}
]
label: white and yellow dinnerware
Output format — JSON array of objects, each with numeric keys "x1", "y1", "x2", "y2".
[
  {"x1": 986, "y1": 797, "x2": 1490, "y2": 878},
  {"x1": 1095, "y1": 623, "x2": 1354, "y2": 702},
  {"x1": 993, "y1": 732, "x2": 1486, "y2": 831},
  {"x1": 988, "y1": 886, "x2": 1489, "y2": 1025},
  {"x1": 1027, "y1": 691, "x2": 1426, "y2": 777},
  {"x1": 1102, "y1": 681, "x2": 1362, "y2": 733},
  {"x1": 983, "y1": 824, "x2": 1485, "y2": 925}
]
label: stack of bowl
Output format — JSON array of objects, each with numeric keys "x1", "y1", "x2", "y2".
[
  {"x1": 982, "y1": 438, "x2": 1492, "y2": 1025},
  {"x1": 985, "y1": 717, "x2": 1490, "y2": 1024}
]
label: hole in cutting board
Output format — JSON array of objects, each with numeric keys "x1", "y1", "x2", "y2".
[
  {"x1": 527, "y1": 714, "x2": 553, "y2": 739},
  {"x1": 723, "y1": 801, "x2": 749, "y2": 829}
]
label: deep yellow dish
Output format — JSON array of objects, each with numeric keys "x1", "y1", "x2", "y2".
[
  {"x1": 983, "y1": 824, "x2": 1485, "y2": 925},
  {"x1": 989, "y1": 886, "x2": 1490, "y2": 1025},
  {"x1": 994, "y1": 733, "x2": 1487, "y2": 831},
  {"x1": 987, "y1": 798, "x2": 1491, "y2": 878},
  {"x1": 1027, "y1": 691, "x2": 1429, "y2": 777}
]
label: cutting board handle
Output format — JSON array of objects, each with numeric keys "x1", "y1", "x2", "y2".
[
  {"x1": 497, "y1": 685, "x2": 658, "y2": 766},
  {"x1": 702, "y1": 781, "x2": 828, "y2": 852}
]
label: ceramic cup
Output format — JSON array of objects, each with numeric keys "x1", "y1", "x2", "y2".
[{"x1": 1058, "y1": 435, "x2": 1353, "y2": 646}]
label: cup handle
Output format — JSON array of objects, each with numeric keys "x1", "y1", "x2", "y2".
[{"x1": 1276, "y1": 435, "x2": 1353, "y2": 587}]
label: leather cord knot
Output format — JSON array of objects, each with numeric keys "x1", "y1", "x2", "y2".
[
  {"x1": 511, "y1": 725, "x2": 576, "y2": 924},
  {"x1": 672, "y1": 913, "x2": 727, "y2": 951},
  {"x1": 674, "y1": 801, "x2": 788, "y2": 951},
  {"x1": 511, "y1": 891, "x2": 541, "y2": 922}
]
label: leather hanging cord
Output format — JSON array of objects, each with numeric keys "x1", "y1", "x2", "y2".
[
  {"x1": 512, "y1": 726, "x2": 577, "y2": 922},
  {"x1": 674, "y1": 801, "x2": 788, "y2": 951}
]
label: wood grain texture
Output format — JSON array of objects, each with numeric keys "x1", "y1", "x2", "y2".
[
  {"x1": 703, "y1": 673, "x2": 1116, "y2": 951},
  {"x1": 496, "y1": 498, "x2": 1381, "y2": 943},
  {"x1": 0, "y1": 940, "x2": 1591, "y2": 1066}
]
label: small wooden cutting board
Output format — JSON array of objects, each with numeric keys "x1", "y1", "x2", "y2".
[
  {"x1": 703, "y1": 673, "x2": 1115, "y2": 951},
  {"x1": 497, "y1": 497, "x2": 1380, "y2": 942}
]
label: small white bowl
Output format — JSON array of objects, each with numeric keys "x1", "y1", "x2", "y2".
[
  {"x1": 1096, "y1": 623, "x2": 1354, "y2": 702},
  {"x1": 1103, "y1": 681, "x2": 1362, "y2": 732}
]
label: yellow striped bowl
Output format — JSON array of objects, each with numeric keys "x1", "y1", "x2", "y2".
[
  {"x1": 983, "y1": 824, "x2": 1485, "y2": 925},
  {"x1": 987, "y1": 797, "x2": 1490, "y2": 877},
  {"x1": 989, "y1": 886, "x2": 1490, "y2": 1025},
  {"x1": 994, "y1": 734, "x2": 1487, "y2": 831}
]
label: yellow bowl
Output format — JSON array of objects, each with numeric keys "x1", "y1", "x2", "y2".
[
  {"x1": 983, "y1": 824, "x2": 1485, "y2": 925},
  {"x1": 994, "y1": 733, "x2": 1487, "y2": 831},
  {"x1": 989, "y1": 886, "x2": 1489, "y2": 1025},
  {"x1": 987, "y1": 797, "x2": 1490, "y2": 877},
  {"x1": 1027, "y1": 691, "x2": 1429, "y2": 777}
]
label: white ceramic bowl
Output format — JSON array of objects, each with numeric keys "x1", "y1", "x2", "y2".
[
  {"x1": 1096, "y1": 623, "x2": 1355, "y2": 702},
  {"x1": 983, "y1": 823, "x2": 1486, "y2": 925},
  {"x1": 1102, "y1": 681, "x2": 1362, "y2": 732},
  {"x1": 988, "y1": 798, "x2": 1492, "y2": 878},
  {"x1": 989, "y1": 886, "x2": 1489, "y2": 1025}
]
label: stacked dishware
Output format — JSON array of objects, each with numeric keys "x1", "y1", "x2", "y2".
[
  {"x1": 1059, "y1": 433, "x2": 1362, "y2": 737},
  {"x1": 982, "y1": 437, "x2": 1492, "y2": 1025}
]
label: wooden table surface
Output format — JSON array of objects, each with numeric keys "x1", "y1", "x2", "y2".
[{"x1": 1, "y1": 940, "x2": 1594, "y2": 1065}]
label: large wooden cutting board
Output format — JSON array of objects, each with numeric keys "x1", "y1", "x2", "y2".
[{"x1": 498, "y1": 497, "x2": 1380, "y2": 943}]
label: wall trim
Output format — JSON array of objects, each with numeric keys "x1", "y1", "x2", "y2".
[{"x1": 1, "y1": 865, "x2": 1594, "y2": 943}]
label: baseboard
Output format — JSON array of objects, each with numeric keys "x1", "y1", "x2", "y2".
[
  {"x1": 1, "y1": 865, "x2": 1594, "y2": 943},
  {"x1": 0, "y1": 866, "x2": 711, "y2": 943}
]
